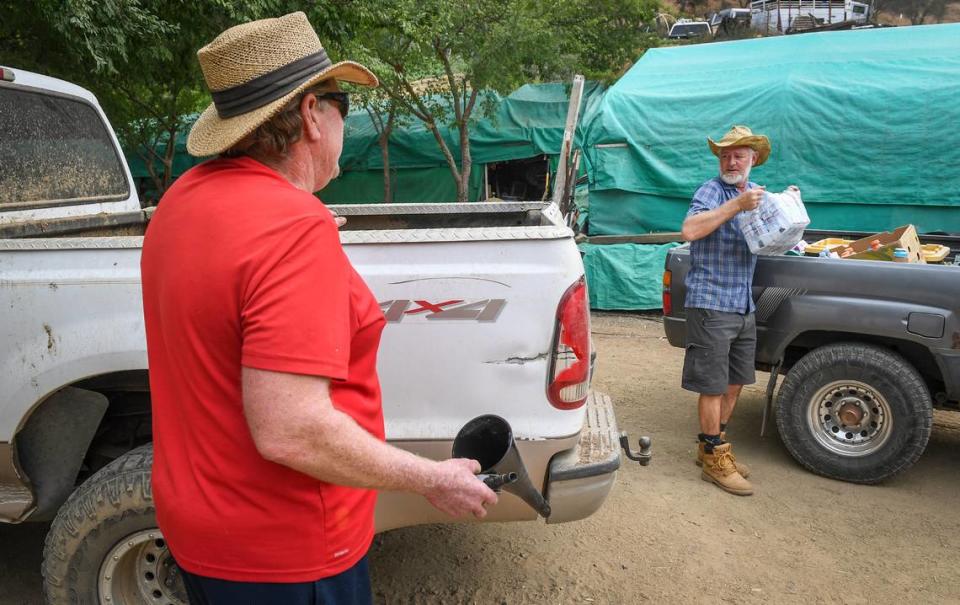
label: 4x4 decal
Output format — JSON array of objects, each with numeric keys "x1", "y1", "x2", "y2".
[{"x1": 380, "y1": 299, "x2": 506, "y2": 322}]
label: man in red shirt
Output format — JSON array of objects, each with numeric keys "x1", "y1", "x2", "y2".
[{"x1": 141, "y1": 12, "x2": 496, "y2": 604}]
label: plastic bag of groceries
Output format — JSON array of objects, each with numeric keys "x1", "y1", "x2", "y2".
[{"x1": 736, "y1": 187, "x2": 810, "y2": 256}]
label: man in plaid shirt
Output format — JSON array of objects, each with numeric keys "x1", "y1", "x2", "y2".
[{"x1": 680, "y1": 125, "x2": 772, "y2": 496}]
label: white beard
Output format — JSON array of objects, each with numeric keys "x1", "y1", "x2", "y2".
[{"x1": 720, "y1": 171, "x2": 746, "y2": 186}]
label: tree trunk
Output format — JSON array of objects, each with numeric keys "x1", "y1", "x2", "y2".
[
  {"x1": 457, "y1": 123, "x2": 471, "y2": 203},
  {"x1": 380, "y1": 140, "x2": 392, "y2": 204},
  {"x1": 456, "y1": 168, "x2": 469, "y2": 203},
  {"x1": 420, "y1": 119, "x2": 462, "y2": 201},
  {"x1": 379, "y1": 112, "x2": 395, "y2": 203},
  {"x1": 140, "y1": 131, "x2": 165, "y2": 205},
  {"x1": 142, "y1": 149, "x2": 162, "y2": 204},
  {"x1": 162, "y1": 125, "x2": 178, "y2": 194},
  {"x1": 456, "y1": 89, "x2": 480, "y2": 204},
  {"x1": 388, "y1": 72, "x2": 462, "y2": 202}
]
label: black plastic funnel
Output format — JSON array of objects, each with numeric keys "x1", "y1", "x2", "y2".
[{"x1": 452, "y1": 415, "x2": 551, "y2": 518}]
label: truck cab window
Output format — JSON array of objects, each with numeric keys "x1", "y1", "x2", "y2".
[{"x1": 0, "y1": 87, "x2": 129, "y2": 209}]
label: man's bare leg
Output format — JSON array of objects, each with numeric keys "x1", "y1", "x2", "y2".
[
  {"x1": 698, "y1": 390, "x2": 752, "y2": 494},
  {"x1": 717, "y1": 383, "x2": 752, "y2": 479},
  {"x1": 719, "y1": 384, "x2": 743, "y2": 428},
  {"x1": 698, "y1": 393, "x2": 723, "y2": 436}
]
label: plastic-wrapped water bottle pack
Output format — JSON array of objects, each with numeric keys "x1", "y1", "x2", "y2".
[{"x1": 736, "y1": 187, "x2": 810, "y2": 256}]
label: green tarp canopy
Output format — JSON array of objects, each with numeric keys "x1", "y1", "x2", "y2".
[
  {"x1": 324, "y1": 81, "x2": 605, "y2": 203},
  {"x1": 126, "y1": 81, "x2": 606, "y2": 204},
  {"x1": 582, "y1": 24, "x2": 960, "y2": 236},
  {"x1": 579, "y1": 242, "x2": 680, "y2": 310}
]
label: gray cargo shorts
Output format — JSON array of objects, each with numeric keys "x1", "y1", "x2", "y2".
[{"x1": 681, "y1": 307, "x2": 757, "y2": 395}]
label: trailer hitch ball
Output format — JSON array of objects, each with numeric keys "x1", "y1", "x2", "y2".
[{"x1": 620, "y1": 432, "x2": 653, "y2": 466}]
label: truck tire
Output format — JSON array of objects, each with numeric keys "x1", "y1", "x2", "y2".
[
  {"x1": 42, "y1": 445, "x2": 187, "y2": 605},
  {"x1": 775, "y1": 342, "x2": 933, "y2": 484}
]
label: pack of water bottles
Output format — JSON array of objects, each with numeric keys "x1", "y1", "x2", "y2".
[{"x1": 736, "y1": 187, "x2": 810, "y2": 256}]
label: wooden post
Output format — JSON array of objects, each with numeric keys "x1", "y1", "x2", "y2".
[{"x1": 552, "y1": 75, "x2": 585, "y2": 207}]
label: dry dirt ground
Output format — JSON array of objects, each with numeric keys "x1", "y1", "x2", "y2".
[{"x1": 2, "y1": 313, "x2": 959, "y2": 604}]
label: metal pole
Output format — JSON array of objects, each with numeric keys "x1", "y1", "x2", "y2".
[{"x1": 483, "y1": 164, "x2": 490, "y2": 201}]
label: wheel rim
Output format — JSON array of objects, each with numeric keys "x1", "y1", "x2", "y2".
[
  {"x1": 99, "y1": 529, "x2": 187, "y2": 605},
  {"x1": 806, "y1": 380, "x2": 893, "y2": 457}
]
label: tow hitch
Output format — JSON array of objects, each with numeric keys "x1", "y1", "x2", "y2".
[{"x1": 619, "y1": 432, "x2": 653, "y2": 466}]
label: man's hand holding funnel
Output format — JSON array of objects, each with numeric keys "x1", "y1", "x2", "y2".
[
  {"x1": 422, "y1": 458, "x2": 499, "y2": 518},
  {"x1": 452, "y1": 415, "x2": 553, "y2": 519}
]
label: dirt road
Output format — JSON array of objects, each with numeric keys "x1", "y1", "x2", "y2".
[{"x1": 2, "y1": 313, "x2": 959, "y2": 604}]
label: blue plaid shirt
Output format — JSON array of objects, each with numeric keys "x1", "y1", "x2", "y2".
[{"x1": 684, "y1": 178, "x2": 758, "y2": 314}]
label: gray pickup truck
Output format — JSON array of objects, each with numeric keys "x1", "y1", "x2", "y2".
[{"x1": 663, "y1": 241, "x2": 960, "y2": 483}]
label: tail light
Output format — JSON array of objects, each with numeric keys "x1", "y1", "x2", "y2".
[
  {"x1": 662, "y1": 270, "x2": 672, "y2": 316},
  {"x1": 547, "y1": 276, "x2": 590, "y2": 409}
]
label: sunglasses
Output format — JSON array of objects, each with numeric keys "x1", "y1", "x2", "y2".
[{"x1": 314, "y1": 91, "x2": 350, "y2": 118}]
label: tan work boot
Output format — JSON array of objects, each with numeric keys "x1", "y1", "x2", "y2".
[
  {"x1": 701, "y1": 443, "x2": 753, "y2": 496},
  {"x1": 696, "y1": 435, "x2": 751, "y2": 478}
]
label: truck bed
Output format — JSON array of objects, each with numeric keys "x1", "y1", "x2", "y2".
[{"x1": 663, "y1": 241, "x2": 960, "y2": 405}]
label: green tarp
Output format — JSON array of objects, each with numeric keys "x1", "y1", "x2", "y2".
[
  {"x1": 326, "y1": 81, "x2": 605, "y2": 203},
  {"x1": 127, "y1": 81, "x2": 606, "y2": 204},
  {"x1": 582, "y1": 24, "x2": 960, "y2": 236},
  {"x1": 579, "y1": 242, "x2": 680, "y2": 310},
  {"x1": 321, "y1": 165, "x2": 485, "y2": 204},
  {"x1": 339, "y1": 82, "x2": 605, "y2": 171}
]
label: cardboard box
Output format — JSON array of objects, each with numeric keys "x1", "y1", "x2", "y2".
[{"x1": 835, "y1": 225, "x2": 925, "y2": 263}]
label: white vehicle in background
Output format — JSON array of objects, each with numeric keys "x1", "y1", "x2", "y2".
[
  {"x1": 0, "y1": 66, "x2": 650, "y2": 604},
  {"x1": 667, "y1": 18, "x2": 713, "y2": 39},
  {"x1": 750, "y1": 0, "x2": 870, "y2": 34}
]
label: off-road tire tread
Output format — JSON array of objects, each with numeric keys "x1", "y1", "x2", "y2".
[
  {"x1": 42, "y1": 445, "x2": 156, "y2": 605},
  {"x1": 776, "y1": 342, "x2": 932, "y2": 484}
]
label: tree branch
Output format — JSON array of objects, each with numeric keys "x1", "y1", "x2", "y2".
[
  {"x1": 381, "y1": 84, "x2": 430, "y2": 122},
  {"x1": 381, "y1": 74, "x2": 461, "y2": 180},
  {"x1": 366, "y1": 106, "x2": 385, "y2": 136},
  {"x1": 436, "y1": 39, "x2": 463, "y2": 125},
  {"x1": 464, "y1": 87, "x2": 479, "y2": 121},
  {"x1": 114, "y1": 82, "x2": 170, "y2": 127}
]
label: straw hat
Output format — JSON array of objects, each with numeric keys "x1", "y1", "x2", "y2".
[
  {"x1": 707, "y1": 125, "x2": 771, "y2": 166},
  {"x1": 186, "y1": 12, "x2": 378, "y2": 157}
]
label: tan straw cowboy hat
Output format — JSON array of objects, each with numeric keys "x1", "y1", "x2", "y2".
[
  {"x1": 186, "y1": 11, "x2": 378, "y2": 157},
  {"x1": 707, "y1": 125, "x2": 771, "y2": 166}
]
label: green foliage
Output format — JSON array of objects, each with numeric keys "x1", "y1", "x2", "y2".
[
  {"x1": 2, "y1": 1, "x2": 344, "y2": 198},
  {"x1": 550, "y1": 0, "x2": 663, "y2": 82},
  {"x1": 340, "y1": 0, "x2": 664, "y2": 201},
  {"x1": 0, "y1": 0, "x2": 171, "y2": 75},
  {"x1": 5, "y1": 0, "x2": 665, "y2": 201}
]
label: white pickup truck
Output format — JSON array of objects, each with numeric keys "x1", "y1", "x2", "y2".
[{"x1": 0, "y1": 67, "x2": 649, "y2": 604}]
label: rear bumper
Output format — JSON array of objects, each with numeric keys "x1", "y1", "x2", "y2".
[
  {"x1": 544, "y1": 391, "x2": 629, "y2": 524},
  {"x1": 374, "y1": 390, "x2": 648, "y2": 531},
  {"x1": 663, "y1": 314, "x2": 686, "y2": 349}
]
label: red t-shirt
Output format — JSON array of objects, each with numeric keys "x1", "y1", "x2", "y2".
[{"x1": 141, "y1": 156, "x2": 386, "y2": 582}]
